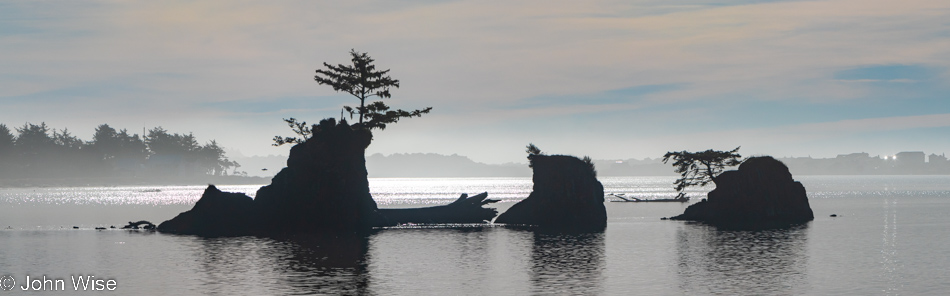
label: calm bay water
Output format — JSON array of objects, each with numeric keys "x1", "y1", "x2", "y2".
[{"x1": 1, "y1": 176, "x2": 949, "y2": 295}]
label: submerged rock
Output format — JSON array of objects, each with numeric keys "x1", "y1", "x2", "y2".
[
  {"x1": 670, "y1": 156, "x2": 814, "y2": 228},
  {"x1": 124, "y1": 220, "x2": 158, "y2": 230},
  {"x1": 495, "y1": 154, "x2": 606, "y2": 232}
]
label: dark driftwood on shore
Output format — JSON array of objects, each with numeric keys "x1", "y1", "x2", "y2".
[{"x1": 379, "y1": 192, "x2": 499, "y2": 224}]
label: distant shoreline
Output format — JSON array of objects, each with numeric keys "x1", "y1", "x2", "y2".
[
  {"x1": 0, "y1": 175, "x2": 270, "y2": 188},
  {"x1": 5, "y1": 173, "x2": 950, "y2": 189}
]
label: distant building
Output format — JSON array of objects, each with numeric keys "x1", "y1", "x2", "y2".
[
  {"x1": 836, "y1": 152, "x2": 870, "y2": 160},
  {"x1": 895, "y1": 151, "x2": 925, "y2": 168},
  {"x1": 929, "y1": 153, "x2": 948, "y2": 164}
]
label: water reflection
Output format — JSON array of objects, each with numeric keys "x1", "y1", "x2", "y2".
[
  {"x1": 880, "y1": 198, "x2": 900, "y2": 295},
  {"x1": 675, "y1": 224, "x2": 810, "y2": 295},
  {"x1": 195, "y1": 234, "x2": 371, "y2": 295},
  {"x1": 529, "y1": 232, "x2": 606, "y2": 295},
  {"x1": 366, "y1": 227, "x2": 508, "y2": 294}
]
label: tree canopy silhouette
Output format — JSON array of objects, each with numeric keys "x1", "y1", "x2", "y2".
[
  {"x1": 271, "y1": 117, "x2": 312, "y2": 146},
  {"x1": 0, "y1": 121, "x2": 241, "y2": 178},
  {"x1": 274, "y1": 50, "x2": 432, "y2": 146},
  {"x1": 0, "y1": 124, "x2": 14, "y2": 155},
  {"x1": 314, "y1": 49, "x2": 431, "y2": 130},
  {"x1": 662, "y1": 146, "x2": 742, "y2": 193}
]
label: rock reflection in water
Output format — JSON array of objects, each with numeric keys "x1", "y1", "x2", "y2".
[
  {"x1": 366, "y1": 227, "x2": 510, "y2": 294},
  {"x1": 529, "y1": 232, "x2": 606, "y2": 295},
  {"x1": 196, "y1": 234, "x2": 370, "y2": 295},
  {"x1": 675, "y1": 223, "x2": 810, "y2": 295}
]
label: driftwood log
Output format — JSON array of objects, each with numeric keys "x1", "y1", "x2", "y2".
[{"x1": 379, "y1": 192, "x2": 499, "y2": 224}]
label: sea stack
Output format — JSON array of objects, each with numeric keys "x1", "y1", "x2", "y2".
[
  {"x1": 495, "y1": 154, "x2": 607, "y2": 232},
  {"x1": 158, "y1": 118, "x2": 500, "y2": 236},
  {"x1": 159, "y1": 119, "x2": 386, "y2": 236},
  {"x1": 253, "y1": 118, "x2": 386, "y2": 234},
  {"x1": 670, "y1": 156, "x2": 814, "y2": 228}
]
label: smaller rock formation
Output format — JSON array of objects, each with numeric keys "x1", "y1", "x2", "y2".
[
  {"x1": 157, "y1": 185, "x2": 254, "y2": 236},
  {"x1": 495, "y1": 154, "x2": 606, "y2": 232},
  {"x1": 670, "y1": 156, "x2": 814, "y2": 228},
  {"x1": 124, "y1": 220, "x2": 157, "y2": 230}
]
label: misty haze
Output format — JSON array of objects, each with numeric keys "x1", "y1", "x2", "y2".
[{"x1": 3, "y1": 1, "x2": 950, "y2": 295}]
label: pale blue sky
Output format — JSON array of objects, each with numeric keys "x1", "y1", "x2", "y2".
[{"x1": 2, "y1": 0, "x2": 949, "y2": 163}]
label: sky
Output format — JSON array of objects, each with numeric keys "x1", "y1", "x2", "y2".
[{"x1": 2, "y1": 0, "x2": 949, "y2": 164}]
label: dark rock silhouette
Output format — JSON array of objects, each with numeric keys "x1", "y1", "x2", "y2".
[
  {"x1": 157, "y1": 185, "x2": 254, "y2": 236},
  {"x1": 670, "y1": 156, "x2": 814, "y2": 228},
  {"x1": 123, "y1": 220, "x2": 157, "y2": 230},
  {"x1": 254, "y1": 118, "x2": 386, "y2": 234},
  {"x1": 495, "y1": 154, "x2": 607, "y2": 232},
  {"x1": 158, "y1": 118, "x2": 498, "y2": 236}
]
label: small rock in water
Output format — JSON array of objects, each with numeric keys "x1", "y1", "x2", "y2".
[
  {"x1": 95, "y1": 227, "x2": 106, "y2": 230},
  {"x1": 72, "y1": 226, "x2": 79, "y2": 229}
]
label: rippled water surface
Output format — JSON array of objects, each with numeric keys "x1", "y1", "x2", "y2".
[{"x1": 2, "y1": 176, "x2": 950, "y2": 295}]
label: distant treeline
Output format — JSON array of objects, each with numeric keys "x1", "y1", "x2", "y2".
[{"x1": 0, "y1": 122, "x2": 242, "y2": 179}]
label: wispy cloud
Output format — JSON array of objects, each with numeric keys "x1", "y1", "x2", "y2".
[{"x1": 2, "y1": 0, "x2": 949, "y2": 162}]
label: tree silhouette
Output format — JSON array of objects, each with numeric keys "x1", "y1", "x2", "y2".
[
  {"x1": 52, "y1": 128, "x2": 82, "y2": 150},
  {"x1": 91, "y1": 124, "x2": 120, "y2": 160},
  {"x1": 113, "y1": 128, "x2": 147, "y2": 161},
  {"x1": 145, "y1": 127, "x2": 238, "y2": 175},
  {"x1": 0, "y1": 124, "x2": 13, "y2": 156},
  {"x1": 271, "y1": 117, "x2": 312, "y2": 146},
  {"x1": 0, "y1": 124, "x2": 13, "y2": 176},
  {"x1": 314, "y1": 49, "x2": 431, "y2": 130},
  {"x1": 662, "y1": 146, "x2": 742, "y2": 193},
  {"x1": 0, "y1": 121, "x2": 239, "y2": 178},
  {"x1": 90, "y1": 124, "x2": 148, "y2": 169},
  {"x1": 197, "y1": 140, "x2": 238, "y2": 176},
  {"x1": 526, "y1": 143, "x2": 543, "y2": 156},
  {"x1": 14, "y1": 122, "x2": 54, "y2": 161}
]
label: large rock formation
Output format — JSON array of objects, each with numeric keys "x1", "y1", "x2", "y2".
[
  {"x1": 495, "y1": 154, "x2": 607, "y2": 232},
  {"x1": 158, "y1": 118, "x2": 497, "y2": 236},
  {"x1": 670, "y1": 156, "x2": 814, "y2": 228},
  {"x1": 253, "y1": 118, "x2": 386, "y2": 234}
]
